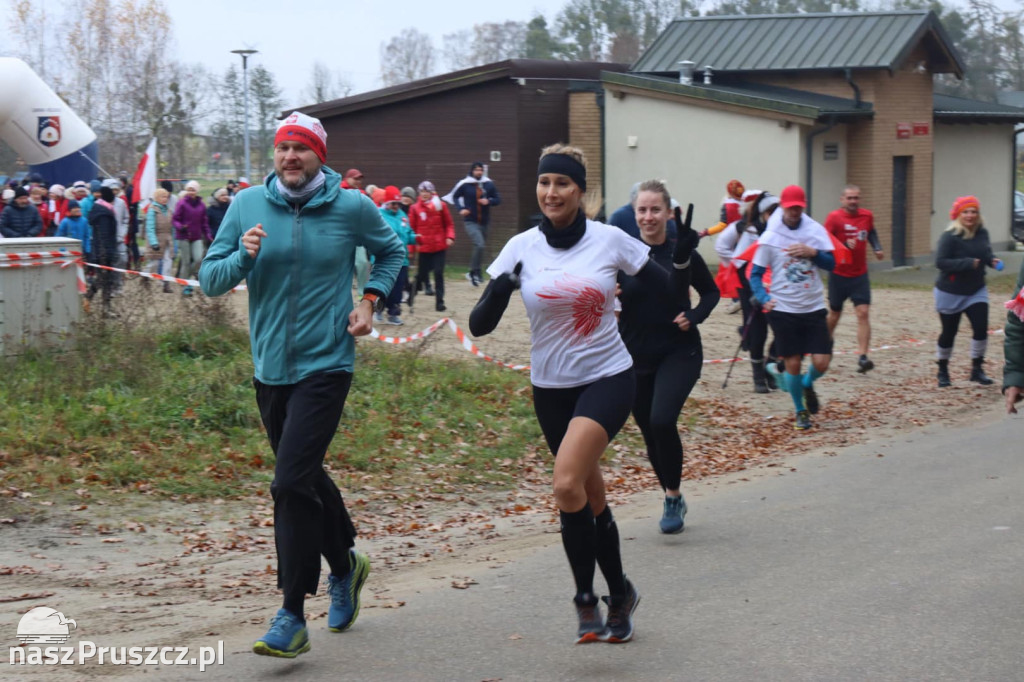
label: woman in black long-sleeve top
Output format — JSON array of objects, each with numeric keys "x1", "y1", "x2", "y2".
[
  {"x1": 933, "y1": 195, "x2": 1003, "y2": 387},
  {"x1": 617, "y1": 180, "x2": 720, "y2": 535}
]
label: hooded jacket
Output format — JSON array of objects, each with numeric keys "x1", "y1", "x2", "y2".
[
  {"x1": 379, "y1": 205, "x2": 417, "y2": 267},
  {"x1": 0, "y1": 202, "x2": 44, "y2": 238},
  {"x1": 199, "y1": 166, "x2": 405, "y2": 385},
  {"x1": 409, "y1": 196, "x2": 454, "y2": 254},
  {"x1": 56, "y1": 215, "x2": 92, "y2": 253},
  {"x1": 206, "y1": 200, "x2": 229, "y2": 241},
  {"x1": 445, "y1": 167, "x2": 501, "y2": 226},
  {"x1": 172, "y1": 195, "x2": 211, "y2": 242}
]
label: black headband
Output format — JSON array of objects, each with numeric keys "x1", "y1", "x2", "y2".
[{"x1": 537, "y1": 154, "x2": 586, "y2": 193}]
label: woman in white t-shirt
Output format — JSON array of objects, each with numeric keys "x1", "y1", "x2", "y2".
[{"x1": 469, "y1": 143, "x2": 695, "y2": 645}]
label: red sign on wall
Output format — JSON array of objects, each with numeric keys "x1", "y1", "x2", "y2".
[
  {"x1": 913, "y1": 122, "x2": 930, "y2": 136},
  {"x1": 896, "y1": 123, "x2": 912, "y2": 140}
]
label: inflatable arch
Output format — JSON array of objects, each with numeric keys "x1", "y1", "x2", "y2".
[{"x1": 0, "y1": 57, "x2": 99, "y2": 185}]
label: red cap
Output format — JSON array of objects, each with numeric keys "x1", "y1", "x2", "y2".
[
  {"x1": 779, "y1": 185, "x2": 807, "y2": 209},
  {"x1": 382, "y1": 185, "x2": 401, "y2": 204},
  {"x1": 344, "y1": 168, "x2": 363, "y2": 180}
]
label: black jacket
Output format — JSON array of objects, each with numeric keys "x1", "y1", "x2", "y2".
[
  {"x1": 207, "y1": 201, "x2": 229, "y2": 241},
  {"x1": 935, "y1": 226, "x2": 996, "y2": 296},
  {"x1": 89, "y1": 202, "x2": 118, "y2": 262},
  {"x1": 0, "y1": 203, "x2": 44, "y2": 238}
]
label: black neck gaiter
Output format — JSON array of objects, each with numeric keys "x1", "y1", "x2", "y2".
[{"x1": 539, "y1": 209, "x2": 587, "y2": 249}]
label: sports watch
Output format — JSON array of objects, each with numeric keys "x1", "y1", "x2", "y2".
[{"x1": 360, "y1": 292, "x2": 385, "y2": 313}]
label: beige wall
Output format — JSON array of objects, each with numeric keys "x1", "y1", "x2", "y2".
[
  {"x1": 604, "y1": 92, "x2": 802, "y2": 263},
  {"x1": 802, "y1": 124, "x2": 849, "y2": 219},
  {"x1": 932, "y1": 123, "x2": 1014, "y2": 247}
]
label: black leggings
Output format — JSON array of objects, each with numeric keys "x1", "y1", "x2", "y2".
[
  {"x1": 416, "y1": 250, "x2": 446, "y2": 303},
  {"x1": 938, "y1": 302, "x2": 988, "y2": 349},
  {"x1": 633, "y1": 346, "x2": 702, "y2": 492}
]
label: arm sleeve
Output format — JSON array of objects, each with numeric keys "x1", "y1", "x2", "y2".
[
  {"x1": 684, "y1": 254, "x2": 721, "y2": 325},
  {"x1": 487, "y1": 182, "x2": 501, "y2": 207},
  {"x1": 197, "y1": 199, "x2": 255, "y2": 297},
  {"x1": 811, "y1": 250, "x2": 835, "y2": 271},
  {"x1": 145, "y1": 209, "x2": 158, "y2": 246},
  {"x1": 714, "y1": 224, "x2": 740, "y2": 261},
  {"x1": 469, "y1": 275, "x2": 517, "y2": 336},
  {"x1": 0, "y1": 209, "x2": 11, "y2": 237},
  {"x1": 443, "y1": 205, "x2": 455, "y2": 241},
  {"x1": 750, "y1": 264, "x2": 770, "y2": 305},
  {"x1": 867, "y1": 228, "x2": 883, "y2": 252},
  {"x1": 56, "y1": 218, "x2": 68, "y2": 237}
]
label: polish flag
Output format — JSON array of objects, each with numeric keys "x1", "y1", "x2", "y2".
[{"x1": 131, "y1": 138, "x2": 157, "y2": 209}]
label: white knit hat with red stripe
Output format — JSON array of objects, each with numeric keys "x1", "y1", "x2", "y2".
[{"x1": 275, "y1": 111, "x2": 327, "y2": 162}]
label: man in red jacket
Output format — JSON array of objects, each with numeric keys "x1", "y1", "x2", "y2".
[
  {"x1": 825, "y1": 185, "x2": 884, "y2": 373},
  {"x1": 409, "y1": 180, "x2": 454, "y2": 312}
]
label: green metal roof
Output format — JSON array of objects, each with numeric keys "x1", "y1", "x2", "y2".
[
  {"x1": 633, "y1": 11, "x2": 964, "y2": 78},
  {"x1": 933, "y1": 93, "x2": 1024, "y2": 123},
  {"x1": 603, "y1": 71, "x2": 872, "y2": 122}
]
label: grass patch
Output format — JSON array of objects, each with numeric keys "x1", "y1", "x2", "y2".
[{"x1": 0, "y1": 304, "x2": 540, "y2": 504}]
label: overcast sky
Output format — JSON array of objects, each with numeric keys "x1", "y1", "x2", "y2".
[
  {"x1": 166, "y1": 0, "x2": 1023, "y2": 110},
  {"x1": 169, "y1": 0, "x2": 549, "y2": 109}
]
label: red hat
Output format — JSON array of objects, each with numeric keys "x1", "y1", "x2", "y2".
[
  {"x1": 949, "y1": 195, "x2": 980, "y2": 220},
  {"x1": 382, "y1": 185, "x2": 401, "y2": 204},
  {"x1": 274, "y1": 111, "x2": 327, "y2": 163},
  {"x1": 779, "y1": 185, "x2": 807, "y2": 209},
  {"x1": 726, "y1": 179, "x2": 745, "y2": 199},
  {"x1": 344, "y1": 168, "x2": 363, "y2": 181}
]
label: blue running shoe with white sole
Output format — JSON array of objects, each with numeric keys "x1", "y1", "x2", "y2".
[
  {"x1": 328, "y1": 549, "x2": 370, "y2": 632},
  {"x1": 252, "y1": 608, "x2": 309, "y2": 658}
]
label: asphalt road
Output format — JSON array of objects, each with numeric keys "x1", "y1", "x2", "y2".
[{"x1": 157, "y1": 408, "x2": 1023, "y2": 682}]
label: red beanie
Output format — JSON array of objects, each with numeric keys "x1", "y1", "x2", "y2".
[
  {"x1": 382, "y1": 185, "x2": 401, "y2": 204},
  {"x1": 275, "y1": 111, "x2": 327, "y2": 163},
  {"x1": 727, "y1": 179, "x2": 745, "y2": 199},
  {"x1": 949, "y1": 195, "x2": 979, "y2": 220}
]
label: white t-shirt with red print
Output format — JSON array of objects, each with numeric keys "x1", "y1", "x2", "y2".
[{"x1": 487, "y1": 220, "x2": 651, "y2": 388}]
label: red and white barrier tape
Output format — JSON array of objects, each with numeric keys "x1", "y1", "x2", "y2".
[
  {"x1": 82, "y1": 262, "x2": 247, "y2": 291},
  {"x1": 0, "y1": 250, "x2": 83, "y2": 261}
]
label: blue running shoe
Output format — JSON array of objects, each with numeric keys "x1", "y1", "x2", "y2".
[
  {"x1": 328, "y1": 549, "x2": 370, "y2": 632},
  {"x1": 252, "y1": 608, "x2": 309, "y2": 658},
  {"x1": 659, "y1": 495, "x2": 687, "y2": 534}
]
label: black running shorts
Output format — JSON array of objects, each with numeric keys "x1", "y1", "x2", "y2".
[
  {"x1": 767, "y1": 309, "x2": 832, "y2": 357},
  {"x1": 532, "y1": 368, "x2": 636, "y2": 456},
  {"x1": 827, "y1": 272, "x2": 871, "y2": 311}
]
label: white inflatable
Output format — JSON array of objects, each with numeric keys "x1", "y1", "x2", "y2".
[{"x1": 0, "y1": 57, "x2": 99, "y2": 185}]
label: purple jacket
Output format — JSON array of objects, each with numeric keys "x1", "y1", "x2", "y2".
[{"x1": 172, "y1": 195, "x2": 211, "y2": 241}]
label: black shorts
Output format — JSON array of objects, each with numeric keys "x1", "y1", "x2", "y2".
[
  {"x1": 532, "y1": 368, "x2": 635, "y2": 456},
  {"x1": 767, "y1": 309, "x2": 832, "y2": 357},
  {"x1": 828, "y1": 273, "x2": 871, "y2": 311}
]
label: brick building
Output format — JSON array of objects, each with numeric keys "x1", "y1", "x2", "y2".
[
  {"x1": 605, "y1": 11, "x2": 1024, "y2": 264},
  {"x1": 296, "y1": 60, "x2": 627, "y2": 267}
]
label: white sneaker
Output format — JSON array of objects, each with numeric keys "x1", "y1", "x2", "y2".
[{"x1": 726, "y1": 300, "x2": 742, "y2": 314}]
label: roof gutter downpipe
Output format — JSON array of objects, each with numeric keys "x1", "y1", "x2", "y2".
[
  {"x1": 844, "y1": 68, "x2": 862, "y2": 108},
  {"x1": 805, "y1": 116, "x2": 838, "y2": 216}
]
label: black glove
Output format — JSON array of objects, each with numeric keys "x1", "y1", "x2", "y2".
[
  {"x1": 673, "y1": 203, "x2": 697, "y2": 266},
  {"x1": 491, "y1": 262, "x2": 523, "y2": 297}
]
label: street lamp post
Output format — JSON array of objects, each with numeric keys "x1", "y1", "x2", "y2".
[{"x1": 231, "y1": 49, "x2": 258, "y2": 182}]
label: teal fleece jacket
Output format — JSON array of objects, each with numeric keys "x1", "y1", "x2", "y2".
[
  {"x1": 379, "y1": 205, "x2": 417, "y2": 266},
  {"x1": 199, "y1": 166, "x2": 405, "y2": 385}
]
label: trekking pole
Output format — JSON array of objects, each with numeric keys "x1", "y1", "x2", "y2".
[{"x1": 721, "y1": 300, "x2": 760, "y2": 389}]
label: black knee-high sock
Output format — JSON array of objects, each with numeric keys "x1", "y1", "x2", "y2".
[
  {"x1": 594, "y1": 506, "x2": 626, "y2": 597},
  {"x1": 559, "y1": 503, "x2": 596, "y2": 597}
]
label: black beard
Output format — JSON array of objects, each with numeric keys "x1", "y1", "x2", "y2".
[{"x1": 279, "y1": 167, "x2": 318, "y2": 190}]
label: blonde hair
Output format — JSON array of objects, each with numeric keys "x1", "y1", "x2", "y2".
[
  {"x1": 538, "y1": 143, "x2": 602, "y2": 219},
  {"x1": 945, "y1": 214, "x2": 984, "y2": 239},
  {"x1": 153, "y1": 188, "x2": 170, "y2": 202}
]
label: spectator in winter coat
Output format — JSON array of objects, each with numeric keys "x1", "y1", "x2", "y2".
[
  {"x1": 443, "y1": 161, "x2": 502, "y2": 286},
  {"x1": 409, "y1": 180, "x2": 455, "y2": 312},
  {"x1": 87, "y1": 187, "x2": 119, "y2": 313},
  {"x1": 172, "y1": 180, "x2": 210, "y2": 296},
  {"x1": 0, "y1": 188, "x2": 14, "y2": 216},
  {"x1": 377, "y1": 186, "x2": 417, "y2": 325},
  {"x1": 0, "y1": 187, "x2": 44, "y2": 238},
  {"x1": 1004, "y1": 258, "x2": 1024, "y2": 414},
  {"x1": 341, "y1": 169, "x2": 371, "y2": 292},
  {"x1": 398, "y1": 186, "x2": 416, "y2": 216},
  {"x1": 146, "y1": 188, "x2": 175, "y2": 292},
  {"x1": 30, "y1": 186, "x2": 51, "y2": 231},
  {"x1": 104, "y1": 179, "x2": 130, "y2": 293},
  {"x1": 207, "y1": 188, "x2": 230, "y2": 243},
  {"x1": 47, "y1": 184, "x2": 68, "y2": 236},
  {"x1": 78, "y1": 179, "x2": 102, "y2": 219},
  {"x1": 56, "y1": 200, "x2": 91, "y2": 255}
]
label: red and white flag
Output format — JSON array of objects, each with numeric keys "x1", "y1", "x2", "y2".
[{"x1": 131, "y1": 137, "x2": 157, "y2": 209}]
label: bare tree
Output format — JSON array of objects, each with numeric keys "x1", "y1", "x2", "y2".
[
  {"x1": 301, "y1": 61, "x2": 353, "y2": 104},
  {"x1": 379, "y1": 28, "x2": 436, "y2": 86}
]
